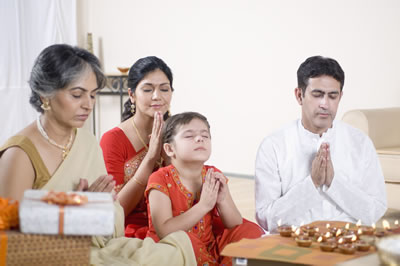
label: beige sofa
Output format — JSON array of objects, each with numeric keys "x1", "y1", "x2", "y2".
[{"x1": 342, "y1": 107, "x2": 400, "y2": 210}]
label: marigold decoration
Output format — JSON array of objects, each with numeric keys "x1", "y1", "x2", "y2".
[
  {"x1": 0, "y1": 197, "x2": 19, "y2": 230},
  {"x1": 41, "y1": 191, "x2": 88, "y2": 206}
]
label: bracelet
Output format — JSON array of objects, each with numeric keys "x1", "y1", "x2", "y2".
[{"x1": 132, "y1": 177, "x2": 146, "y2": 187}]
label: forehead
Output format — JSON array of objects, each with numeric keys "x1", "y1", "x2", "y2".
[
  {"x1": 176, "y1": 118, "x2": 209, "y2": 133},
  {"x1": 139, "y1": 69, "x2": 170, "y2": 85},
  {"x1": 306, "y1": 75, "x2": 341, "y2": 93}
]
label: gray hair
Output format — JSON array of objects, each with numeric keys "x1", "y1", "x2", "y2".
[{"x1": 29, "y1": 44, "x2": 106, "y2": 113}]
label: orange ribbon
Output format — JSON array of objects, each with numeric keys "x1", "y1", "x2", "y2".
[
  {"x1": 0, "y1": 231, "x2": 7, "y2": 266},
  {"x1": 41, "y1": 191, "x2": 88, "y2": 206},
  {"x1": 0, "y1": 198, "x2": 19, "y2": 231},
  {"x1": 41, "y1": 191, "x2": 87, "y2": 235}
]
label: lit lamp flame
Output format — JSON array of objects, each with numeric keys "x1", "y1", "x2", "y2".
[
  {"x1": 295, "y1": 228, "x2": 301, "y2": 236},
  {"x1": 351, "y1": 235, "x2": 357, "y2": 242},
  {"x1": 325, "y1": 232, "x2": 331, "y2": 238},
  {"x1": 372, "y1": 223, "x2": 376, "y2": 229},
  {"x1": 357, "y1": 228, "x2": 363, "y2": 235},
  {"x1": 338, "y1": 238, "x2": 344, "y2": 244},
  {"x1": 383, "y1": 220, "x2": 390, "y2": 230},
  {"x1": 395, "y1": 220, "x2": 399, "y2": 226},
  {"x1": 326, "y1": 223, "x2": 331, "y2": 229},
  {"x1": 345, "y1": 223, "x2": 350, "y2": 230},
  {"x1": 336, "y1": 229, "x2": 342, "y2": 237},
  {"x1": 315, "y1": 227, "x2": 320, "y2": 232},
  {"x1": 356, "y1": 220, "x2": 361, "y2": 228},
  {"x1": 317, "y1": 236, "x2": 323, "y2": 243},
  {"x1": 291, "y1": 225, "x2": 297, "y2": 232},
  {"x1": 277, "y1": 219, "x2": 282, "y2": 227}
]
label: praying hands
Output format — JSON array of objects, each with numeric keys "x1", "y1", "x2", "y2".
[{"x1": 311, "y1": 143, "x2": 335, "y2": 188}]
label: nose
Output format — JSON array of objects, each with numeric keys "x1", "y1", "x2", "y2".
[
  {"x1": 152, "y1": 88, "x2": 160, "y2": 100},
  {"x1": 195, "y1": 135, "x2": 204, "y2": 142},
  {"x1": 82, "y1": 95, "x2": 94, "y2": 111},
  {"x1": 319, "y1": 95, "x2": 328, "y2": 109}
]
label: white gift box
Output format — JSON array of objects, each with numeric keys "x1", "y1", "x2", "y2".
[{"x1": 19, "y1": 190, "x2": 114, "y2": 236}]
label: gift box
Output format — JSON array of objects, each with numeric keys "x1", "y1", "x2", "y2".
[
  {"x1": 19, "y1": 190, "x2": 114, "y2": 236},
  {"x1": 0, "y1": 230, "x2": 91, "y2": 266}
]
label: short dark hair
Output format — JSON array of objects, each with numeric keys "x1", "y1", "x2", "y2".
[
  {"x1": 297, "y1": 56, "x2": 345, "y2": 95},
  {"x1": 29, "y1": 44, "x2": 106, "y2": 113},
  {"x1": 163, "y1": 112, "x2": 210, "y2": 144},
  {"x1": 121, "y1": 56, "x2": 174, "y2": 122}
]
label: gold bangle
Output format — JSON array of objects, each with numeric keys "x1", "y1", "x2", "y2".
[{"x1": 132, "y1": 177, "x2": 146, "y2": 187}]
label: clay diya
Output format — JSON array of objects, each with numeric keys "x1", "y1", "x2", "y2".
[
  {"x1": 329, "y1": 227, "x2": 339, "y2": 235},
  {"x1": 355, "y1": 240, "x2": 371, "y2": 252},
  {"x1": 335, "y1": 228, "x2": 343, "y2": 237},
  {"x1": 291, "y1": 227, "x2": 308, "y2": 238},
  {"x1": 319, "y1": 231, "x2": 333, "y2": 242},
  {"x1": 318, "y1": 237, "x2": 337, "y2": 252},
  {"x1": 301, "y1": 225, "x2": 317, "y2": 237},
  {"x1": 343, "y1": 231, "x2": 357, "y2": 243},
  {"x1": 278, "y1": 225, "x2": 293, "y2": 237},
  {"x1": 360, "y1": 225, "x2": 375, "y2": 236},
  {"x1": 295, "y1": 235, "x2": 313, "y2": 248},
  {"x1": 342, "y1": 223, "x2": 351, "y2": 233},
  {"x1": 338, "y1": 243, "x2": 356, "y2": 255}
]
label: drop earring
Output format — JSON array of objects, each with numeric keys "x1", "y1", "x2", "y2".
[
  {"x1": 41, "y1": 100, "x2": 51, "y2": 111},
  {"x1": 131, "y1": 102, "x2": 136, "y2": 114}
]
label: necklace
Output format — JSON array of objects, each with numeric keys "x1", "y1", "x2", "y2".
[
  {"x1": 131, "y1": 117, "x2": 164, "y2": 168},
  {"x1": 36, "y1": 117, "x2": 73, "y2": 160}
]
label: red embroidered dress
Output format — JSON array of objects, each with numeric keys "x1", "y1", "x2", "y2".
[
  {"x1": 145, "y1": 165, "x2": 264, "y2": 266},
  {"x1": 100, "y1": 127, "x2": 161, "y2": 238}
]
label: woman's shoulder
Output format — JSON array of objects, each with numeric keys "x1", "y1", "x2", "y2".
[
  {"x1": 0, "y1": 135, "x2": 37, "y2": 192},
  {"x1": 100, "y1": 127, "x2": 129, "y2": 144},
  {"x1": 1, "y1": 135, "x2": 36, "y2": 156}
]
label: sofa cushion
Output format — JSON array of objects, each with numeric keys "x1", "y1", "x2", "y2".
[{"x1": 378, "y1": 148, "x2": 400, "y2": 183}]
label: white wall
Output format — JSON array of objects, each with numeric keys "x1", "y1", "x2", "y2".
[{"x1": 78, "y1": 0, "x2": 400, "y2": 176}]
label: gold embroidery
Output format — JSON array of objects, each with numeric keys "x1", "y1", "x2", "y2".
[
  {"x1": 170, "y1": 166, "x2": 208, "y2": 239},
  {"x1": 123, "y1": 149, "x2": 147, "y2": 186}
]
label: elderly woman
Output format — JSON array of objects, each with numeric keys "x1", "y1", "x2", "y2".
[
  {"x1": 0, "y1": 44, "x2": 114, "y2": 198},
  {"x1": 0, "y1": 44, "x2": 195, "y2": 265}
]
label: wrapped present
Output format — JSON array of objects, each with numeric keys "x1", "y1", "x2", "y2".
[
  {"x1": 0, "y1": 230, "x2": 91, "y2": 266},
  {"x1": 19, "y1": 190, "x2": 114, "y2": 236}
]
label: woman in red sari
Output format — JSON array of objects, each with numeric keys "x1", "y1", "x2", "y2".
[
  {"x1": 145, "y1": 112, "x2": 263, "y2": 265},
  {"x1": 100, "y1": 56, "x2": 173, "y2": 238}
]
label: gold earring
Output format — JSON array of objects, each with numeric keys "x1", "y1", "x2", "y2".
[
  {"x1": 167, "y1": 108, "x2": 172, "y2": 117},
  {"x1": 131, "y1": 103, "x2": 136, "y2": 114},
  {"x1": 41, "y1": 100, "x2": 51, "y2": 111}
]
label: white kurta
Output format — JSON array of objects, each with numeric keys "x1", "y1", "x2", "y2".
[{"x1": 255, "y1": 119, "x2": 387, "y2": 232}]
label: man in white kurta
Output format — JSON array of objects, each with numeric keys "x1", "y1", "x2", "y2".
[{"x1": 255, "y1": 56, "x2": 387, "y2": 233}]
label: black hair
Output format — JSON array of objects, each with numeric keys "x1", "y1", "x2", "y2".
[
  {"x1": 29, "y1": 44, "x2": 106, "y2": 113},
  {"x1": 297, "y1": 56, "x2": 345, "y2": 95},
  {"x1": 162, "y1": 112, "x2": 210, "y2": 144},
  {"x1": 121, "y1": 56, "x2": 174, "y2": 122}
]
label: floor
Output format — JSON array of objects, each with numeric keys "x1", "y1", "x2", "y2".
[{"x1": 228, "y1": 176, "x2": 256, "y2": 223}]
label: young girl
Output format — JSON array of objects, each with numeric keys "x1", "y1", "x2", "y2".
[{"x1": 145, "y1": 112, "x2": 263, "y2": 265}]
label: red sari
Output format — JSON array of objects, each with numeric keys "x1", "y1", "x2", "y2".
[
  {"x1": 145, "y1": 165, "x2": 263, "y2": 266},
  {"x1": 100, "y1": 127, "x2": 160, "y2": 239}
]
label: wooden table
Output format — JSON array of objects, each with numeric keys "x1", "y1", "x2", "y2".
[{"x1": 223, "y1": 221, "x2": 379, "y2": 266}]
